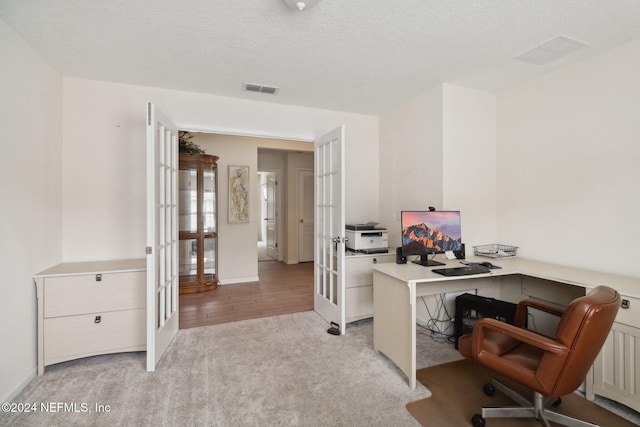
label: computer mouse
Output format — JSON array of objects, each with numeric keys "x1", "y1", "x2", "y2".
[{"x1": 479, "y1": 262, "x2": 494, "y2": 268}]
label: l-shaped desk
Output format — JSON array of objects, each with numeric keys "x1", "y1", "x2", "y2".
[{"x1": 372, "y1": 256, "x2": 639, "y2": 410}]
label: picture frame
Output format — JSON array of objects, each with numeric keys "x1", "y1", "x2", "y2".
[{"x1": 228, "y1": 165, "x2": 250, "y2": 223}]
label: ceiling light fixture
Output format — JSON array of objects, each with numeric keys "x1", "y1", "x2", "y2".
[{"x1": 283, "y1": 0, "x2": 319, "y2": 11}]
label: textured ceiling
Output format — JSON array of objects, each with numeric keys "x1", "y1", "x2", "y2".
[{"x1": 2, "y1": 0, "x2": 640, "y2": 115}]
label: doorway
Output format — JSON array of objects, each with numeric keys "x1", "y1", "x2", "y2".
[
  {"x1": 257, "y1": 170, "x2": 279, "y2": 262},
  {"x1": 257, "y1": 148, "x2": 314, "y2": 264},
  {"x1": 175, "y1": 135, "x2": 315, "y2": 329}
]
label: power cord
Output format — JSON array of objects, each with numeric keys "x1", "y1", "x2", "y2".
[
  {"x1": 417, "y1": 294, "x2": 456, "y2": 345},
  {"x1": 527, "y1": 311, "x2": 537, "y2": 332}
]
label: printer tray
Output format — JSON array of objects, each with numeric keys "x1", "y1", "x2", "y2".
[{"x1": 349, "y1": 248, "x2": 389, "y2": 254}]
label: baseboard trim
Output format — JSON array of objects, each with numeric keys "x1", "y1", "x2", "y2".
[
  {"x1": 416, "y1": 315, "x2": 428, "y2": 330},
  {"x1": 219, "y1": 276, "x2": 260, "y2": 285},
  {"x1": 2, "y1": 367, "x2": 37, "y2": 404}
]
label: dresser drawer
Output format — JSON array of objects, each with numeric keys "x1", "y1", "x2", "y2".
[
  {"x1": 345, "y1": 254, "x2": 395, "y2": 288},
  {"x1": 43, "y1": 308, "x2": 145, "y2": 365},
  {"x1": 44, "y1": 271, "x2": 145, "y2": 318},
  {"x1": 614, "y1": 295, "x2": 639, "y2": 328},
  {"x1": 346, "y1": 286, "x2": 374, "y2": 322}
]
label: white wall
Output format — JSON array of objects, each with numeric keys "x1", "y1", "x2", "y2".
[
  {"x1": 379, "y1": 85, "x2": 444, "y2": 249},
  {"x1": 442, "y1": 84, "x2": 498, "y2": 251},
  {"x1": 0, "y1": 18, "x2": 63, "y2": 402},
  {"x1": 379, "y1": 84, "x2": 498, "y2": 252},
  {"x1": 62, "y1": 78, "x2": 380, "y2": 263},
  {"x1": 497, "y1": 39, "x2": 640, "y2": 277}
]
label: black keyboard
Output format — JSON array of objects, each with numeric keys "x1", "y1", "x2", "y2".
[{"x1": 432, "y1": 266, "x2": 491, "y2": 277}]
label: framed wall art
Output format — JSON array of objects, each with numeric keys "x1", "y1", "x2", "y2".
[{"x1": 228, "y1": 165, "x2": 249, "y2": 223}]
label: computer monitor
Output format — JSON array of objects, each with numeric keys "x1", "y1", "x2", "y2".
[{"x1": 401, "y1": 210, "x2": 463, "y2": 266}]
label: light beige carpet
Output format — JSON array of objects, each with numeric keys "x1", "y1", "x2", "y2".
[
  {"x1": 407, "y1": 359, "x2": 638, "y2": 427},
  {"x1": 3, "y1": 312, "x2": 430, "y2": 427}
]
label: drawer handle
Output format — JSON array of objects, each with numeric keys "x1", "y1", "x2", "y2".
[
  {"x1": 621, "y1": 299, "x2": 630, "y2": 309},
  {"x1": 95, "y1": 316, "x2": 102, "y2": 324},
  {"x1": 96, "y1": 274, "x2": 102, "y2": 282}
]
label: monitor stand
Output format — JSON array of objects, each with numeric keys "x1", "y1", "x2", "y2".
[{"x1": 412, "y1": 254, "x2": 445, "y2": 267}]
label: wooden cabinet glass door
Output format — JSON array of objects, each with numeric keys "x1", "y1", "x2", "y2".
[{"x1": 179, "y1": 153, "x2": 219, "y2": 293}]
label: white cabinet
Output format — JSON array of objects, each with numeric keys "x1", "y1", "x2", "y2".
[
  {"x1": 592, "y1": 293, "x2": 640, "y2": 412},
  {"x1": 34, "y1": 259, "x2": 146, "y2": 375},
  {"x1": 345, "y1": 252, "x2": 396, "y2": 323}
]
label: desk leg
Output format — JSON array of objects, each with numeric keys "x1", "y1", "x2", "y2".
[
  {"x1": 35, "y1": 278, "x2": 45, "y2": 376},
  {"x1": 373, "y1": 271, "x2": 417, "y2": 389}
]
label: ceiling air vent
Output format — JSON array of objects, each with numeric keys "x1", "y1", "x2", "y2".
[
  {"x1": 242, "y1": 82, "x2": 280, "y2": 95},
  {"x1": 514, "y1": 35, "x2": 587, "y2": 65}
]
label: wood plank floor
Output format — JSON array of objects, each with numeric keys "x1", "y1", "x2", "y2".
[{"x1": 179, "y1": 260, "x2": 314, "y2": 329}]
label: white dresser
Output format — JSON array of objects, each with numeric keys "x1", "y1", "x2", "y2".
[
  {"x1": 34, "y1": 259, "x2": 146, "y2": 375},
  {"x1": 345, "y1": 252, "x2": 396, "y2": 323}
]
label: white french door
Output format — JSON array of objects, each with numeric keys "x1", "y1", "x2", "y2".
[
  {"x1": 146, "y1": 102, "x2": 179, "y2": 371},
  {"x1": 314, "y1": 126, "x2": 346, "y2": 334}
]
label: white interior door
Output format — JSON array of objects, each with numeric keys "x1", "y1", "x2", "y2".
[
  {"x1": 298, "y1": 169, "x2": 314, "y2": 262},
  {"x1": 146, "y1": 102, "x2": 179, "y2": 371},
  {"x1": 265, "y1": 173, "x2": 278, "y2": 259},
  {"x1": 314, "y1": 126, "x2": 346, "y2": 334}
]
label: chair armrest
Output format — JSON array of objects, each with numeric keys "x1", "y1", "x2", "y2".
[
  {"x1": 515, "y1": 298, "x2": 566, "y2": 327},
  {"x1": 472, "y1": 317, "x2": 569, "y2": 356}
]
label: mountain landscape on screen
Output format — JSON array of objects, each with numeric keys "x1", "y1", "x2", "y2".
[{"x1": 402, "y1": 223, "x2": 462, "y2": 254}]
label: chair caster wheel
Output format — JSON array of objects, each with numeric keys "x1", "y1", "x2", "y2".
[
  {"x1": 471, "y1": 413, "x2": 486, "y2": 427},
  {"x1": 552, "y1": 397, "x2": 562, "y2": 406},
  {"x1": 482, "y1": 383, "x2": 495, "y2": 396}
]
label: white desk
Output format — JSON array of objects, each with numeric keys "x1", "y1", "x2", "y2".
[{"x1": 372, "y1": 256, "x2": 639, "y2": 392}]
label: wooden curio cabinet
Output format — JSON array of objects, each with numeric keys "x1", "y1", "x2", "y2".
[{"x1": 178, "y1": 153, "x2": 219, "y2": 294}]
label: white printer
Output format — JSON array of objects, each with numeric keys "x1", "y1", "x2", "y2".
[{"x1": 345, "y1": 223, "x2": 389, "y2": 254}]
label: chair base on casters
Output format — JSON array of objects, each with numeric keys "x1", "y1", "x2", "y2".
[{"x1": 471, "y1": 378, "x2": 599, "y2": 427}]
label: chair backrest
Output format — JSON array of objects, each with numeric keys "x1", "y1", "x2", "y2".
[{"x1": 544, "y1": 286, "x2": 620, "y2": 396}]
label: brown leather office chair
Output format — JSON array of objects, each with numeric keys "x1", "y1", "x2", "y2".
[{"x1": 458, "y1": 285, "x2": 620, "y2": 427}]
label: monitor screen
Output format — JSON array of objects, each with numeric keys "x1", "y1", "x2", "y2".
[{"x1": 401, "y1": 210, "x2": 462, "y2": 256}]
